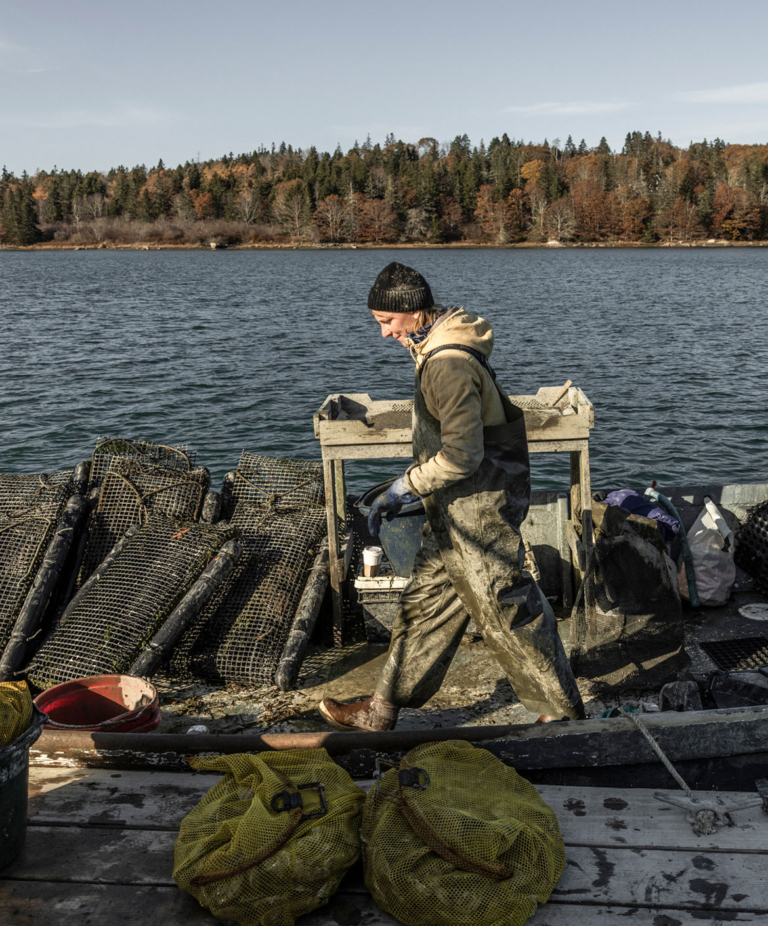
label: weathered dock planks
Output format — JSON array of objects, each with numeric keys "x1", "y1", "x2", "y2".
[{"x1": 1, "y1": 767, "x2": 765, "y2": 925}]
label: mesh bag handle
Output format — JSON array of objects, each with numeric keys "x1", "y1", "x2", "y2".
[
  {"x1": 189, "y1": 771, "x2": 327, "y2": 887},
  {"x1": 376, "y1": 758, "x2": 516, "y2": 881}
]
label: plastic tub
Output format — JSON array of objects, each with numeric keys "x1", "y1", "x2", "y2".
[
  {"x1": 33, "y1": 675, "x2": 160, "y2": 733},
  {"x1": 0, "y1": 705, "x2": 46, "y2": 870},
  {"x1": 356, "y1": 479, "x2": 427, "y2": 577}
]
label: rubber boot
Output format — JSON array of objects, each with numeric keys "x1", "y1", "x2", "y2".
[{"x1": 318, "y1": 693, "x2": 398, "y2": 732}]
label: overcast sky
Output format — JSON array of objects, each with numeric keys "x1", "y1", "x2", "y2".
[{"x1": 2, "y1": 0, "x2": 768, "y2": 174}]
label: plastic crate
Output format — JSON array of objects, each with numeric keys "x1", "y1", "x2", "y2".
[{"x1": 354, "y1": 569, "x2": 408, "y2": 642}]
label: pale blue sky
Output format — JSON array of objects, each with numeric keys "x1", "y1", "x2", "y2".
[{"x1": 2, "y1": 0, "x2": 768, "y2": 173}]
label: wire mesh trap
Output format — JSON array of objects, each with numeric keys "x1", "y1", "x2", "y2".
[
  {"x1": 77, "y1": 460, "x2": 210, "y2": 589},
  {"x1": 170, "y1": 453, "x2": 327, "y2": 685},
  {"x1": 735, "y1": 501, "x2": 768, "y2": 596},
  {"x1": 699, "y1": 637, "x2": 768, "y2": 672},
  {"x1": 26, "y1": 514, "x2": 238, "y2": 690},
  {"x1": 0, "y1": 471, "x2": 76, "y2": 655},
  {"x1": 89, "y1": 437, "x2": 195, "y2": 490}
]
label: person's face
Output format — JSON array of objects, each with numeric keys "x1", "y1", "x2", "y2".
[{"x1": 370, "y1": 310, "x2": 422, "y2": 346}]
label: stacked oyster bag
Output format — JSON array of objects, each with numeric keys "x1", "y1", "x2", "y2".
[
  {"x1": 170, "y1": 452, "x2": 327, "y2": 685},
  {"x1": 26, "y1": 515, "x2": 239, "y2": 687},
  {"x1": 75, "y1": 438, "x2": 211, "y2": 590},
  {"x1": 362, "y1": 741, "x2": 565, "y2": 926},
  {"x1": 0, "y1": 468, "x2": 87, "y2": 679},
  {"x1": 174, "y1": 749, "x2": 365, "y2": 926}
]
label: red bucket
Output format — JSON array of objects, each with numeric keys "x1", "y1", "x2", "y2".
[{"x1": 33, "y1": 675, "x2": 160, "y2": 732}]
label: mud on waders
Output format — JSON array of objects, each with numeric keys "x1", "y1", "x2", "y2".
[{"x1": 403, "y1": 344, "x2": 584, "y2": 719}]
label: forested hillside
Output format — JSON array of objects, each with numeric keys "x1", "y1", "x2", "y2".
[{"x1": 2, "y1": 131, "x2": 767, "y2": 247}]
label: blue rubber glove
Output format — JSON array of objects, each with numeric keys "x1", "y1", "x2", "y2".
[{"x1": 367, "y1": 475, "x2": 420, "y2": 537}]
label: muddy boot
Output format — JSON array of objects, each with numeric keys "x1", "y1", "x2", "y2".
[{"x1": 318, "y1": 693, "x2": 398, "y2": 732}]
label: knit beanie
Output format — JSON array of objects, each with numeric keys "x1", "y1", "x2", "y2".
[{"x1": 368, "y1": 262, "x2": 434, "y2": 314}]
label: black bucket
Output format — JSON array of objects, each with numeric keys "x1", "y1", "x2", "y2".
[
  {"x1": 356, "y1": 479, "x2": 427, "y2": 577},
  {"x1": 0, "y1": 705, "x2": 47, "y2": 871}
]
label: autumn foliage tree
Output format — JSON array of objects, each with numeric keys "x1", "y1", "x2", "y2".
[
  {"x1": 711, "y1": 184, "x2": 762, "y2": 240},
  {"x1": 5, "y1": 131, "x2": 768, "y2": 247},
  {"x1": 475, "y1": 185, "x2": 512, "y2": 243},
  {"x1": 314, "y1": 194, "x2": 346, "y2": 242}
]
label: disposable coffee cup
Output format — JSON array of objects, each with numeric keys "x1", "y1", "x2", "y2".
[{"x1": 363, "y1": 546, "x2": 384, "y2": 577}]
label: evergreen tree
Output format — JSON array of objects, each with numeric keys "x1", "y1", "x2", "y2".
[{"x1": 3, "y1": 181, "x2": 43, "y2": 245}]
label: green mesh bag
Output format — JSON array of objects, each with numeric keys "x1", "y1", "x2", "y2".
[
  {"x1": 0, "y1": 681, "x2": 33, "y2": 748},
  {"x1": 362, "y1": 741, "x2": 565, "y2": 926},
  {"x1": 173, "y1": 749, "x2": 365, "y2": 926}
]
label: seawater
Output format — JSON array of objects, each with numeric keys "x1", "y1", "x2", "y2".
[{"x1": 1, "y1": 247, "x2": 767, "y2": 495}]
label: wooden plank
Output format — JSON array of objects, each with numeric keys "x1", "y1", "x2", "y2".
[
  {"x1": 318, "y1": 419, "x2": 592, "y2": 447},
  {"x1": 2, "y1": 883, "x2": 766, "y2": 926},
  {"x1": 317, "y1": 421, "x2": 413, "y2": 445},
  {"x1": 27, "y1": 768, "x2": 223, "y2": 830},
  {"x1": 4, "y1": 826, "x2": 179, "y2": 885},
  {"x1": 552, "y1": 846, "x2": 768, "y2": 912},
  {"x1": 27, "y1": 770, "x2": 768, "y2": 854},
  {"x1": 6, "y1": 826, "x2": 768, "y2": 913},
  {"x1": 323, "y1": 459, "x2": 345, "y2": 646},
  {"x1": 528, "y1": 439, "x2": 588, "y2": 454},
  {"x1": 320, "y1": 443, "x2": 413, "y2": 460},
  {"x1": 541, "y1": 784, "x2": 768, "y2": 852},
  {"x1": 0, "y1": 882, "x2": 223, "y2": 926}
]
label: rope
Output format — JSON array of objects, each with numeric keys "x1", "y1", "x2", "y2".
[
  {"x1": 97, "y1": 471, "x2": 205, "y2": 523},
  {"x1": 234, "y1": 471, "x2": 322, "y2": 508},
  {"x1": 621, "y1": 707, "x2": 692, "y2": 798}
]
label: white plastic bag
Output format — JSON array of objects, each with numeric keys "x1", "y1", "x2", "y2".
[{"x1": 678, "y1": 497, "x2": 736, "y2": 606}]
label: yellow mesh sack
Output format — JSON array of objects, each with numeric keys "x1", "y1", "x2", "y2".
[
  {"x1": 173, "y1": 748, "x2": 365, "y2": 926},
  {"x1": 362, "y1": 740, "x2": 565, "y2": 926},
  {"x1": 0, "y1": 681, "x2": 33, "y2": 748}
]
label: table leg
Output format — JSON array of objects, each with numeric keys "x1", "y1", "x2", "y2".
[
  {"x1": 323, "y1": 459, "x2": 345, "y2": 647},
  {"x1": 576, "y1": 444, "x2": 596, "y2": 632}
]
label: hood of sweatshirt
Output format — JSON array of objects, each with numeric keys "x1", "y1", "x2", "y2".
[{"x1": 408, "y1": 307, "x2": 494, "y2": 369}]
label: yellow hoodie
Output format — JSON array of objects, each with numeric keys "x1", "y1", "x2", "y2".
[{"x1": 404, "y1": 307, "x2": 507, "y2": 497}]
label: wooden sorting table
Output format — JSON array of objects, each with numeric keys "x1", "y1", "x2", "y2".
[
  {"x1": 5, "y1": 765, "x2": 766, "y2": 925},
  {"x1": 315, "y1": 386, "x2": 596, "y2": 645}
]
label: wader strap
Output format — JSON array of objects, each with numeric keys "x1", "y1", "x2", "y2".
[{"x1": 418, "y1": 344, "x2": 496, "y2": 380}]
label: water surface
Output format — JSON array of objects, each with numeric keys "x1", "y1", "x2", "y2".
[{"x1": 2, "y1": 247, "x2": 766, "y2": 494}]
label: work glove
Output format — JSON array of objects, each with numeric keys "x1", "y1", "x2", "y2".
[{"x1": 367, "y1": 475, "x2": 420, "y2": 537}]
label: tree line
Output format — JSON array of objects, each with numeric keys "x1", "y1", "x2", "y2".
[{"x1": 2, "y1": 131, "x2": 768, "y2": 247}]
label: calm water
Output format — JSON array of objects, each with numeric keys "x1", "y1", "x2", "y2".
[{"x1": 1, "y1": 248, "x2": 767, "y2": 495}]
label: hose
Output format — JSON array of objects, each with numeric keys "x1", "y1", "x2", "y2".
[{"x1": 644, "y1": 487, "x2": 699, "y2": 607}]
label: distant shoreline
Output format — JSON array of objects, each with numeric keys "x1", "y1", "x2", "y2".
[{"x1": 4, "y1": 239, "x2": 768, "y2": 252}]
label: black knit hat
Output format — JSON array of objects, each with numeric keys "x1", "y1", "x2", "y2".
[{"x1": 368, "y1": 262, "x2": 434, "y2": 314}]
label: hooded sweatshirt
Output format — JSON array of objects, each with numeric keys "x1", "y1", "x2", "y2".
[{"x1": 403, "y1": 307, "x2": 507, "y2": 497}]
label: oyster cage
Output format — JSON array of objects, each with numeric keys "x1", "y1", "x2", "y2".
[
  {"x1": 77, "y1": 460, "x2": 210, "y2": 589},
  {"x1": 735, "y1": 500, "x2": 768, "y2": 596},
  {"x1": 0, "y1": 471, "x2": 75, "y2": 655},
  {"x1": 89, "y1": 437, "x2": 195, "y2": 490},
  {"x1": 171, "y1": 453, "x2": 326, "y2": 685},
  {"x1": 27, "y1": 514, "x2": 238, "y2": 690}
]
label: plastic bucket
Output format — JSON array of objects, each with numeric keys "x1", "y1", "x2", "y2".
[
  {"x1": 356, "y1": 479, "x2": 427, "y2": 577},
  {"x1": 0, "y1": 705, "x2": 47, "y2": 870},
  {"x1": 33, "y1": 675, "x2": 160, "y2": 733}
]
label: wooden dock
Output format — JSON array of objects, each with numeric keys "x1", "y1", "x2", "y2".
[{"x1": 2, "y1": 767, "x2": 766, "y2": 924}]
